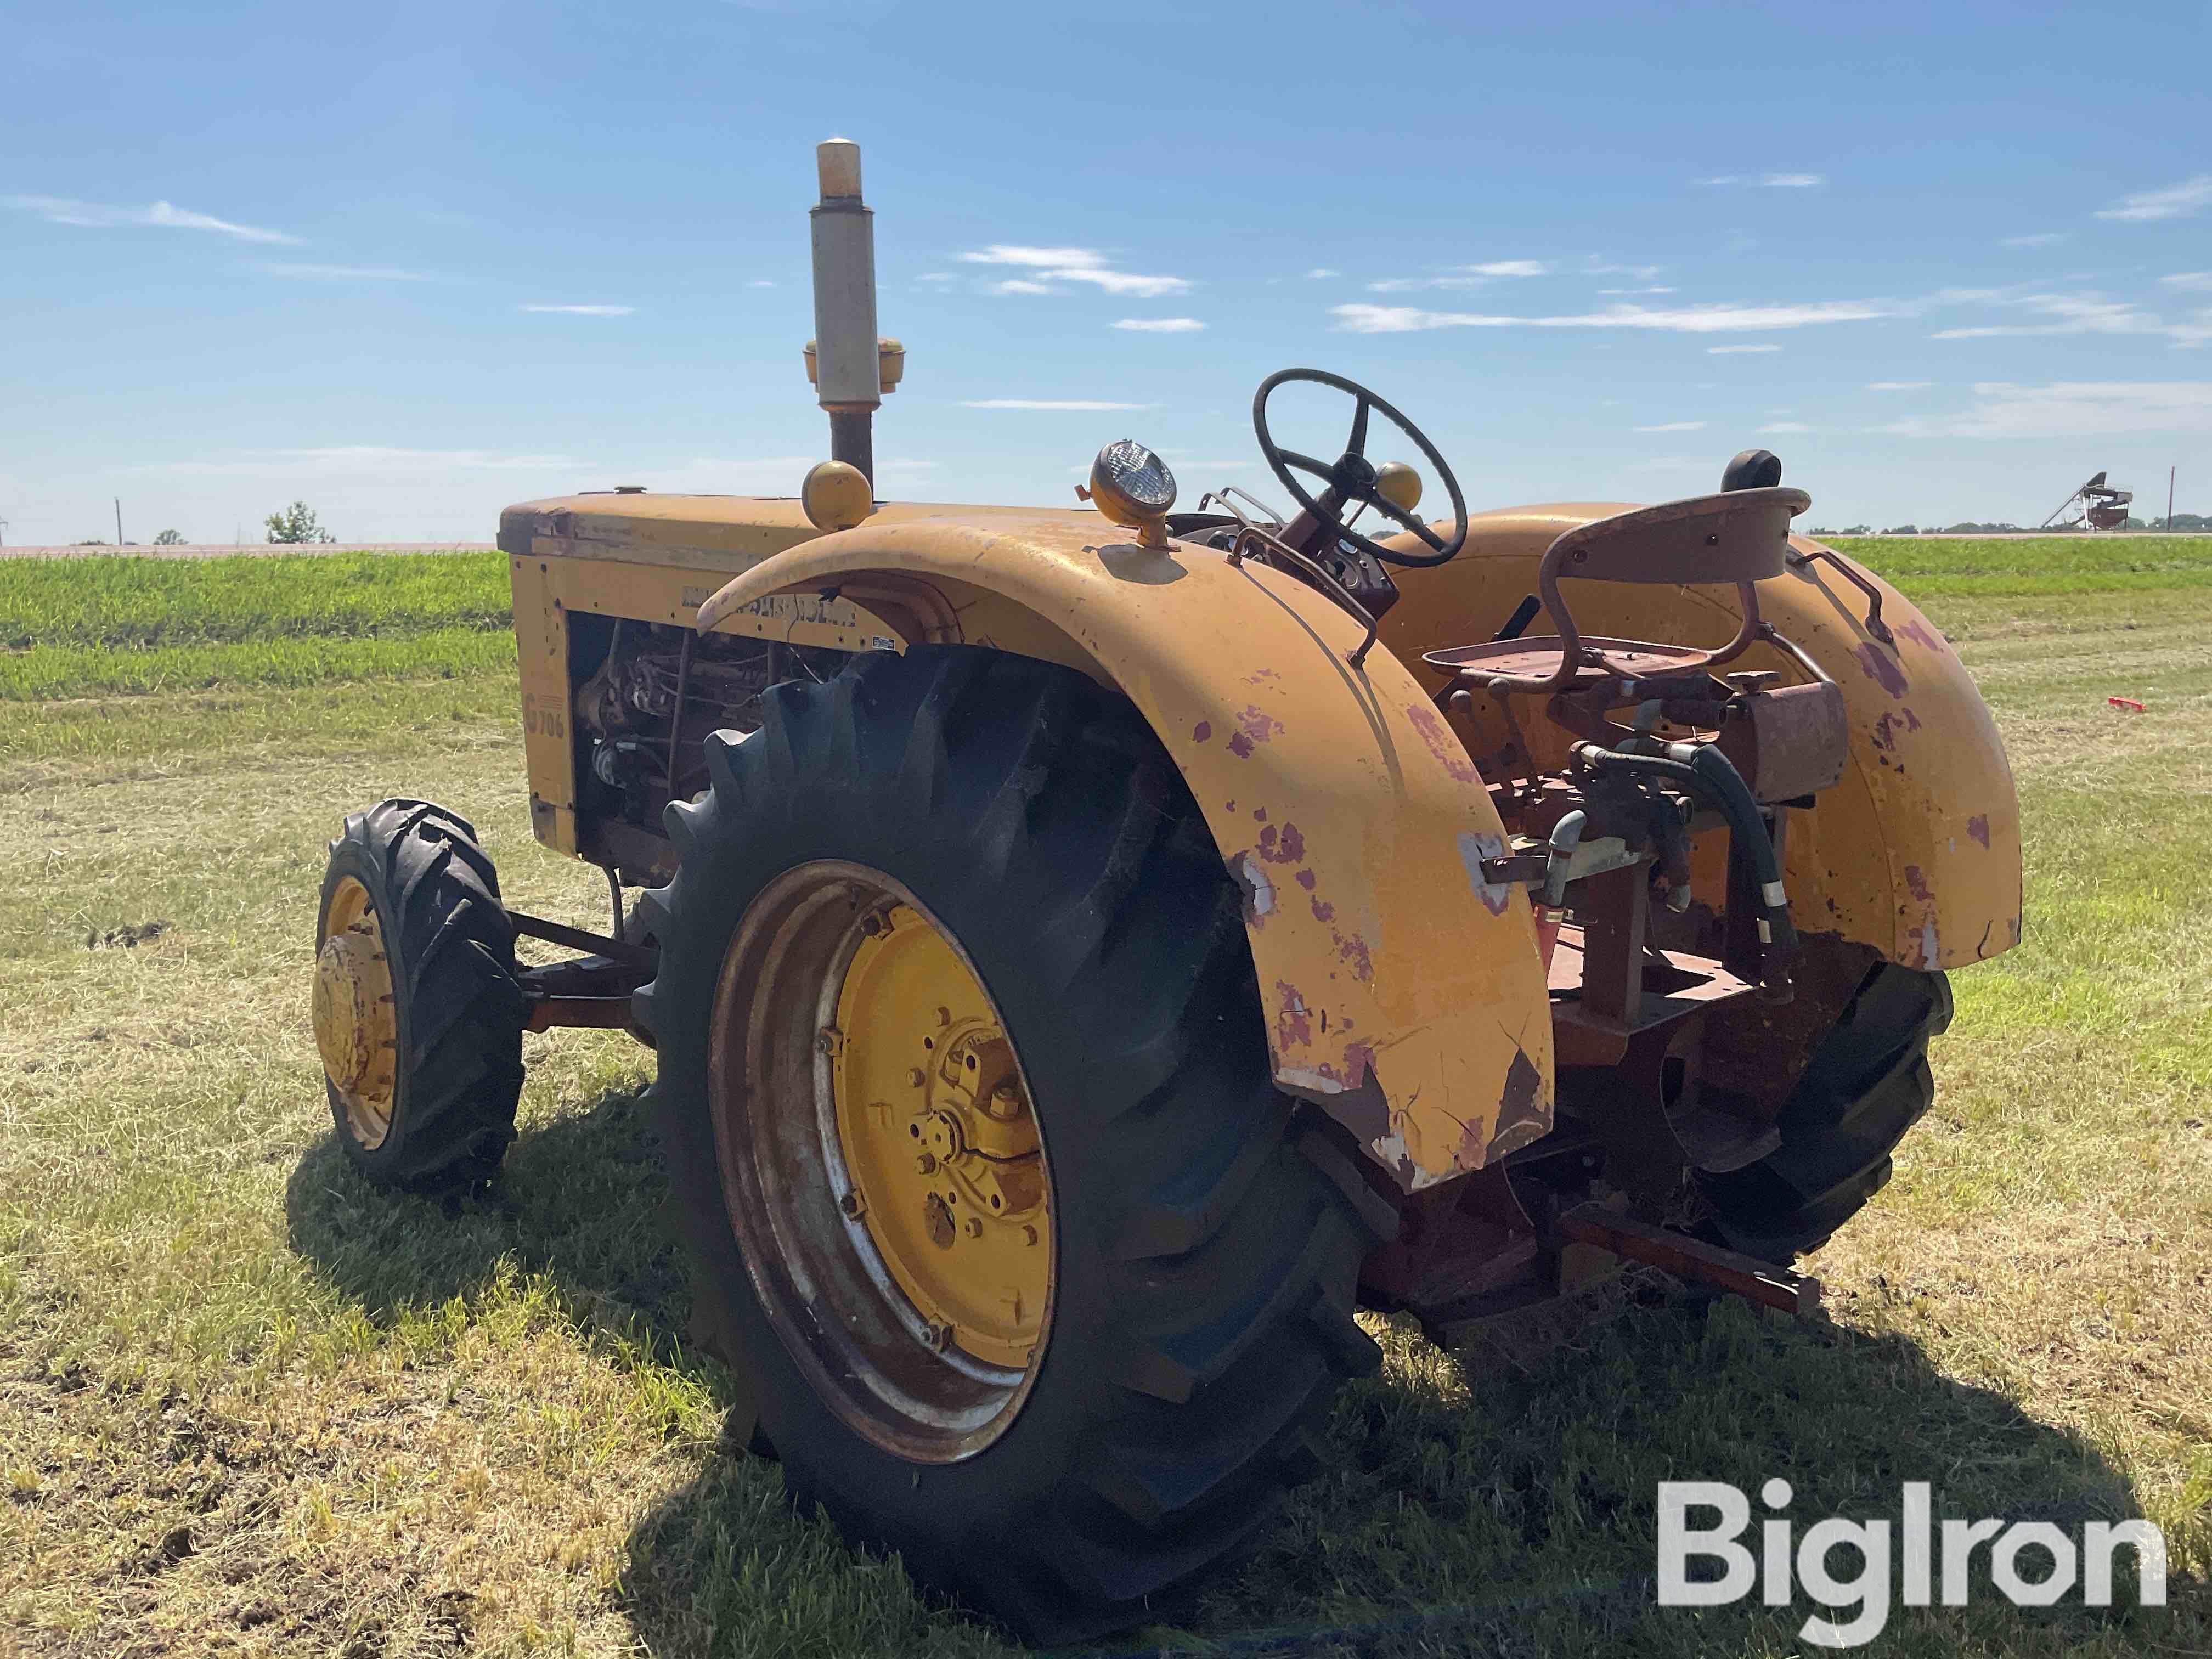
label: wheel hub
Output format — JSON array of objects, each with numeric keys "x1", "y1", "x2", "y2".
[
  {"x1": 831, "y1": 903, "x2": 1050, "y2": 1369},
  {"x1": 314, "y1": 877, "x2": 397, "y2": 1148}
]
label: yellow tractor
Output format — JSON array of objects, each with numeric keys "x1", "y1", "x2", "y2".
[{"x1": 311, "y1": 142, "x2": 2021, "y2": 1640}]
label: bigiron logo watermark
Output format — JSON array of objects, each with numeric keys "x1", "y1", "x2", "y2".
[{"x1": 1657, "y1": 1479, "x2": 2169, "y2": 1647}]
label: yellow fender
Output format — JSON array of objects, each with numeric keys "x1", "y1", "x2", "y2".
[
  {"x1": 697, "y1": 513, "x2": 1555, "y2": 1189},
  {"x1": 1382, "y1": 506, "x2": 2024, "y2": 971}
]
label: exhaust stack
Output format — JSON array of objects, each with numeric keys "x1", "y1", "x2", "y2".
[{"x1": 806, "y1": 138, "x2": 902, "y2": 491}]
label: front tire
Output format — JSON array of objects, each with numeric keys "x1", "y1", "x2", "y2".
[
  {"x1": 636, "y1": 647, "x2": 1387, "y2": 1642},
  {"x1": 313, "y1": 799, "x2": 527, "y2": 1191}
]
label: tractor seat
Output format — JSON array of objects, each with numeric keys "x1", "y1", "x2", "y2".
[{"x1": 1423, "y1": 486, "x2": 1810, "y2": 698}]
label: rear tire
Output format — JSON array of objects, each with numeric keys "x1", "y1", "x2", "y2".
[
  {"x1": 314, "y1": 799, "x2": 526, "y2": 1192},
  {"x1": 1699, "y1": 963, "x2": 1952, "y2": 1261},
  {"x1": 636, "y1": 646, "x2": 1388, "y2": 1643}
]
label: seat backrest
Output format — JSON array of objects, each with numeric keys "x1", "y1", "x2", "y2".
[{"x1": 1546, "y1": 486, "x2": 1810, "y2": 586}]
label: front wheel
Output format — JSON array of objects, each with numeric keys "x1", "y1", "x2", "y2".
[
  {"x1": 312, "y1": 799, "x2": 526, "y2": 1190},
  {"x1": 636, "y1": 647, "x2": 1388, "y2": 1642}
]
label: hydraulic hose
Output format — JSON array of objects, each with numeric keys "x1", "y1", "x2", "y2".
[{"x1": 1571, "y1": 742, "x2": 1799, "y2": 979}]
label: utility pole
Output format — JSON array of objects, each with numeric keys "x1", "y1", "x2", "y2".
[
  {"x1": 2169, "y1": 466, "x2": 2177, "y2": 532},
  {"x1": 115, "y1": 498, "x2": 123, "y2": 547}
]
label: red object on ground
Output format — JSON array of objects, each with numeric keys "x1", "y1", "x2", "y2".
[{"x1": 2108, "y1": 697, "x2": 2146, "y2": 713}]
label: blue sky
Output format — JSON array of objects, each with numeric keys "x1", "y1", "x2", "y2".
[{"x1": 4, "y1": 1, "x2": 2209, "y2": 545}]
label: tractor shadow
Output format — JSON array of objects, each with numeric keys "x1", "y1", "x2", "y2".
[
  {"x1": 286, "y1": 1103, "x2": 2191, "y2": 1658},
  {"x1": 284, "y1": 1077, "x2": 704, "y2": 1375}
]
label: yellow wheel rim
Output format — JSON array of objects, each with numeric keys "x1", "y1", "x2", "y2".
[
  {"x1": 706, "y1": 862, "x2": 1056, "y2": 1462},
  {"x1": 314, "y1": 875, "x2": 399, "y2": 1150},
  {"x1": 831, "y1": 904, "x2": 1049, "y2": 1369}
]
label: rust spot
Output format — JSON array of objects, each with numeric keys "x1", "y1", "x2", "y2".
[
  {"x1": 1273, "y1": 980, "x2": 1313, "y2": 1049},
  {"x1": 1295, "y1": 868, "x2": 1317, "y2": 891},
  {"x1": 1406, "y1": 702, "x2": 1479, "y2": 784},
  {"x1": 1904, "y1": 865, "x2": 1933, "y2": 903},
  {"x1": 1897, "y1": 619, "x2": 1946, "y2": 653},
  {"x1": 1251, "y1": 806, "x2": 1267, "y2": 823},
  {"x1": 1871, "y1": 712, "x2": 1897, "y2": 752},
  {"x1": 1192, "y1": 720, "x2": 1212, "y2": 743},
  {"x1": 1256, "y1": 822, "x2": 1306, "y2": 865},
  {"x1": 1227, "y1": 705, "x2": 1284, "y2": 758},
  {"x1": 1903, "y1": 706, "x2": 1923, "y2": 731},
  {"x1": 1246, "y1": 667, "x2": 1281, "y2": 684},
  {"x1": 1342, "y1": 1040, "x2": 1376, "y2": 1090},
  {"x1": 1855, "y1": 643, "x2": 1908, "y2": 699},
  {"x1": 1311, "y1": 898, "x2": 1336, "y2": 923},
  {"x1": 1334, "y1": 930, "x2": 1374, "y2": 983},
  {"x1": 1967, "y1": 814, "x2": 1990, "y2": 849}
]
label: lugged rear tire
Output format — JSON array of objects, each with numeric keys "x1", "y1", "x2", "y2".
[
  {"x1": 314, "y1": 798, "x2": 527, "y2": 1192},
  {"x1": 635, "y1": 646, "x2": 1390, "y2": 1643},
  {"x1": 1699, "y1": 962, "x2": 1953, "y2": 1261}
]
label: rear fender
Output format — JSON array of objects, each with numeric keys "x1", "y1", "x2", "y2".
[
  {"x1": 1380, "y1": 506, "x2": 2023, "y2": 970},
  {"x1": 697, "y1": 516, "x2": 1555, "y2": 1189}
]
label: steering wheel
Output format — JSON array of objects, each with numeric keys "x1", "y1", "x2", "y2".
[{"x1": 1252, "y1": 368, "x2": 1469, "y2": 568}]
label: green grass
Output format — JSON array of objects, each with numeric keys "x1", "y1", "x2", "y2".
[
  {"x1": 0, "y1": 545, "x2": 2205, "y2": 1656},
  {"x1": 0, "y1": 550, "x2": 514, "y2": 700},
  {"x1": 1827, "y1": 534, "x2": 2212, "y2": 598}
]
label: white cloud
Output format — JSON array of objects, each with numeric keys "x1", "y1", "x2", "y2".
[
  {"x1": 521, "y1": 303, "x2": 634, "y2": 315},
  {"x1": 1598, "y1": 286, "x2": 1677, "y2": 296},
  {"x1": 959, "y1": 245, "x2": 1102, "y2": 268},
  {"x1": 1584, "y1": 257, "x2": 1665, "y2": 280},
  {"x1": 916, "y1": 272, "x2": 955, "y2": 284},
  {"x1": 1708, "y1": 343, "x2": 1782, "y2": 354},
  {"x1": 1866, "y1": 381, "x2": 1932, "y2": 391},
  {"x1": 1700, "y1": 173, "x2": 1825, "y2": 188},
  {"x1": 4, "y1": 193, "x2": 301, "y2": 244},
  {"x1": 1759, "y1": 421, "x2": 1813, "y2": 433},
  {"x1": 259, "y1": 262, "x2": 432, "y2": 280},
  {"x1": 1048, "y1": 266, "x2": 1190, "y2": 297},
  {"x1": 747, "y1": 279, "x2": 775, "y2": 289},
  {"x1": 991, "y1": 279, "x2": 1054, "y2": 296},
  {"x1": 2001, "y1": 232, "x2": 2071, "y2": 249},
  {"x1": 1112, "y1": 317, "x2": 1205, "y2": 332},
  {"x1": 1306, "y1": 267, "x2": 1340, "y2": 279},
  {"x1": 960, "y1": 399, "x2": 1157, "y2": 411},
  {"x1": 1634, "y1": 420, "x2": 1707, "y2": 432},
  {"x1": 2095, "y1": 174, "x2": 2212, "y2": 223},
  {"x1": 1464, "y1": 259, "x2": 1550, "y2": 278},
  {"x1": 1926, "y1": 289, "x2": 2210, "y2": 345},
  {"x1": 1874, "y1": 381, "x2": 2212, "y2": 438},
  {"x1": 1334, "y1": 298, "x2": 1895, "y2": 335},
  {"x1": 2161, "y1": 272, "x2": 2212, "y2": 291},
  {"x1": 957, "y1": 243, "x2": 1189, "y2": 297}
]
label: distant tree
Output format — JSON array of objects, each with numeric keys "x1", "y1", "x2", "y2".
[
  {"x1": 1881, "y1": 524, "x2": 1918, "y2": 535},
  {"x1": 72, "y1": 538, "x2": 105, "y2": 546},
  {"x1": 153, "y1": 528, "x2": 185, "y2": 545},
  {"x1": 265, "y1": 501, "x2": 337, "y2": 544},
  {"x1": 1839, "y1": 524, "x2": 1871, "y2": 535}
]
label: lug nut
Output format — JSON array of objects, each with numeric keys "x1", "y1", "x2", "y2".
[
  {"x1": 964, "y1": 1216, "x2": 984, "y2": 1239},
  {"x1": 815, "y1": 1027, "x2": 842, "y2": 1056},
  {"x1": 839, "y1": 1191, "x2": 866, "y2": 1219},
  {"x1": 906, "y1": 1066, "x2": 926, "y2": 1088},
  {"x1": 933, "y1": 1005, "x2": 951, "y2": 1027},
  {"x1": 915, "y1": 1153, "x2": 937, "y2": 1175},
  {"x1": 923, "y1": 1321, "x2": 953, "y2": 1352},
  {"x1": 1021, "y1": 1224, "x2": 1040, "y2": 1246}
]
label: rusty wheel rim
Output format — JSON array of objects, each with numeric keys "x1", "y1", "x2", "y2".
[{"x1": 706, "y1": 862, "x2": 1056, "y2": 1463}]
